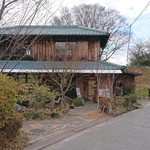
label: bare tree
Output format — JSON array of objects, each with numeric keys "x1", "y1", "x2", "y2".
[
  {"x1": 42, "y1": 61, "x2": 78, "y2": 108},
  {"x1": 51, "y1": 4, "x2": 129, "y2": 61},
  {"x1": 52, "y1": 7, "x2": 73, "y2": 25},
  {"x1": 0, "y1": 0, "x2": 62, "y2": 72},
  {"x1": 129, "y1": 39, "x2": 150, "y2": 66}
]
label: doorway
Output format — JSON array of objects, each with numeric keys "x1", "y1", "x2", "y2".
[{"x1": 83, "y1": 79, "x2": 97, "y2": 101}]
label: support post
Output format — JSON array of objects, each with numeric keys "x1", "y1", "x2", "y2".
[
  {"x1": 96, "y1": 74, "x2": 100, "y2": 112},
  {"x1": 25, "y1": 74, "x2": 28, "y2": 83}
]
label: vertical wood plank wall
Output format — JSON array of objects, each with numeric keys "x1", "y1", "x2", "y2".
[
  {"x1": 75, "y1": 41, "x2": 89, "y2": 60},
  {"x1": 31, "y1": 40, "x2": 100, "y2": 61},
  {"x1": 88, "y1": 42, "x2": 100, "y2": 61},
  {"x1": 32, "y1": 40, "x2": 54, "y2": 60},
  {"x1": 122, "y1": 74, "x2": 135, "y2": 90}
]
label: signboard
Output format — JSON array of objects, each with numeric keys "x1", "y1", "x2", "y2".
[
  {"x1": 98, "y1": 89, "x2": 111, "y2": 99},
  {"x1": 105, "y1": 89, "x2": 111, "y2": 99},
  {"x1": 99, "y1": 89, "x2": 104, "y2": 97},
  {"x1": 76, "y1": 88, "x2": 81, "y2": 97}
]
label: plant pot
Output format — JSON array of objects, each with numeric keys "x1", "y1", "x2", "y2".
[
  {"x1": 70, "y1": 105, "x2": 75, "y2": 109},
  {"x1": 51, "y1": 113, "x2": 59, "y2": 118}
]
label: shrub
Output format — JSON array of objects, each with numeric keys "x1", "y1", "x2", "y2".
[
  {"x1": 73, "y1": 97, "x2": 84, "y2": 107},
  {"x1": 0, "y1": 74, "x2": 22, "y2": 128},
  {"x1": 123, "y1": 88, "x2": 135, "y2": 96},
  {"x1": 0, "y1": 114, "x2": 23, "y2": 149},
  {"x1": 19, "y1": 83, "x2": 60, "y2": 120},
  {"x1": 23, "y1": 109, "x2": 45, "y2": 120},
  {"x1": 135, "y1": 86, "x2": 149, "y2": 97},
  {"x1": 50, "y1": 107, "x2": 67, "y2": 118},
  {"x1": 124, "y1": 93, "x2": 137, "y2": 109},
  {"x1": 33, "y1": 85, "x2": 55, "y2": 109},
  {"x1": 19, "y1": 83, "x2": 56, "y2": 110},
  {"x1": 1, "y1": 114, "x2": 23, "y2": 139},
  {"x1": 0, "y1": 74, "x2": 24, "y2": 149}
]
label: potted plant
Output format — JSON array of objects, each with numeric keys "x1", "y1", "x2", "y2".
[
  {"x1": 70, "y1": 102, "x2": 75, "y2": 109},
  {"x1": 51, "y1": 109, "x2": 59, "y2": 118}
]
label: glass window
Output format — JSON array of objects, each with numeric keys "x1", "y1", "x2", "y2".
[{"x1": 55, "y1": 42, "x2": 76, "y2": 57}]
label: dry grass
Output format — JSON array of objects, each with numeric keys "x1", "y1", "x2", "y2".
[
  {"x1": 129, "y1": 66, "x2": 150, "y2": 86},
  {"x1": 0, "y1": 131, "x2": 29, "y2": 150},
  {"x1": 129, "y1": 66, "x2": 150, "y2": 97},
  {"x1": 82, "y1": 111, "x2": 104, "y2": 119}
]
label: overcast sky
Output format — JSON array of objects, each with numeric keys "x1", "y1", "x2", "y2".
[{"x1": 61, "y1": 0, "x2": 150, "y2": 65}]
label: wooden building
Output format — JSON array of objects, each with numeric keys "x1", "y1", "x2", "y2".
[{"x1": 0, "y1": 25, "x2": 139, "y2": 101}]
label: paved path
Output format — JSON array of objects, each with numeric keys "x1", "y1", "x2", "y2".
[
  {"x1": 42, "y1": 102, "x2": 150, "y2": 150},
  {"x1": 23, "y1": 101, "x2": 110, "y2": 150}
]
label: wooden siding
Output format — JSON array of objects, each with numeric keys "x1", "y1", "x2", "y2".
[
  {"x1": 32, "y1": 40, "x2": 55, "y2": 60},
  {"x1": 31, "y1": 40, "x2": 101, "y2": 61},
  {"x1": 88, "y1": 42, "x2": 100, "y2": 61},
  {"x1": 122, "y1": 74, "x2": 135, "y2": 91},
  {"x1": 73, "y1": 41, "x2": 88, "y2": 60}
]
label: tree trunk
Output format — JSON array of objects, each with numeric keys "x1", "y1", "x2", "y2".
[{"x1": 61, "y1": 93, "x2": 66, "y2": 108}]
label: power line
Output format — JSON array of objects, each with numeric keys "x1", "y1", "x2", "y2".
[
  {"x1": 126, "y1": 26, "x2": 131, "y2": 66},
  {"x1": 129, "y1": 1, "x2": 150, "y2": 27},
  {"x1": 126, "y1": 1, "x2": 150, "y2": 66}
]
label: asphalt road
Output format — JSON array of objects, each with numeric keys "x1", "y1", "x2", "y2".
[{"x1": 43, "y1": 102, "x2": 150, "y2": 150}]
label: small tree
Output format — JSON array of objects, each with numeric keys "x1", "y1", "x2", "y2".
[
  {"x1": 44, "y1": 61, "x2": 77, "y2": 108},
  {"x1": 0, "y1": 73, "x2": 22, "y2": 128},
  {"x1": 94, "y1": 60, "x2": 120, "y2": 113}
]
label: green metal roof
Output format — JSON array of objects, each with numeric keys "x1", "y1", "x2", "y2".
[
  {"x1": 0, "y1": 25, "x2": 109, "y2": 36},
  {"x1": 0, "y1": 60, "x2": 123, "y2": 73},
  {"x1": 121, "y1": 66, "x2": 142, "y2": 76}
]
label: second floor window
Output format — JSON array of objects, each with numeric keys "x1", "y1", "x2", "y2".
[{"x1": 55, "y1": 42, "x2": 76, "y2": 58}]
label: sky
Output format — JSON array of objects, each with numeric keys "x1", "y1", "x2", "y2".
[{"x1": 61, "y1": 0, "x2": 150, "y2": 65}]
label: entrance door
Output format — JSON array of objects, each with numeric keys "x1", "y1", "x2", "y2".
[{"x1": 83, "y1": 80, "x2": 88, "y2": 100}]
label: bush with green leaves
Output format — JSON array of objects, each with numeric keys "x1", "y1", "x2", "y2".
[
  {"x1": 124, "y1": 93, "x2": 137, "y2": 109},
  {"x1": 0, "y1": 74, "x2": 23, "y2": 149},
  {"x1": 0, "y1": 74, "x2": 22, "y2": 128},
  {"x1": 17, "y1": 83, "x2": 61, "y2": 120},
  {"x1": 23, "y1": 109, "x2": 45, "y2": 120},
  {"x1": 73, "y1": 97, "x2": 84, "y2": 107},
  {"x1": 33, "y1": 85, "x2": 56, "y2": 109},
  {"x1": 123, "y1": 88, "x2": 135, "y2": 96},
  {"x1": 19, "y1": 83, "x2": 56, "y2": 110},
  {"x1": 113, "y1": 93, "x2": 139, "y2": 113}
]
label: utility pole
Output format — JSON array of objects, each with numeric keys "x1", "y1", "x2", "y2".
[{"x1": 126, "y1": 26, "x2": 131, "y2": 66}]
